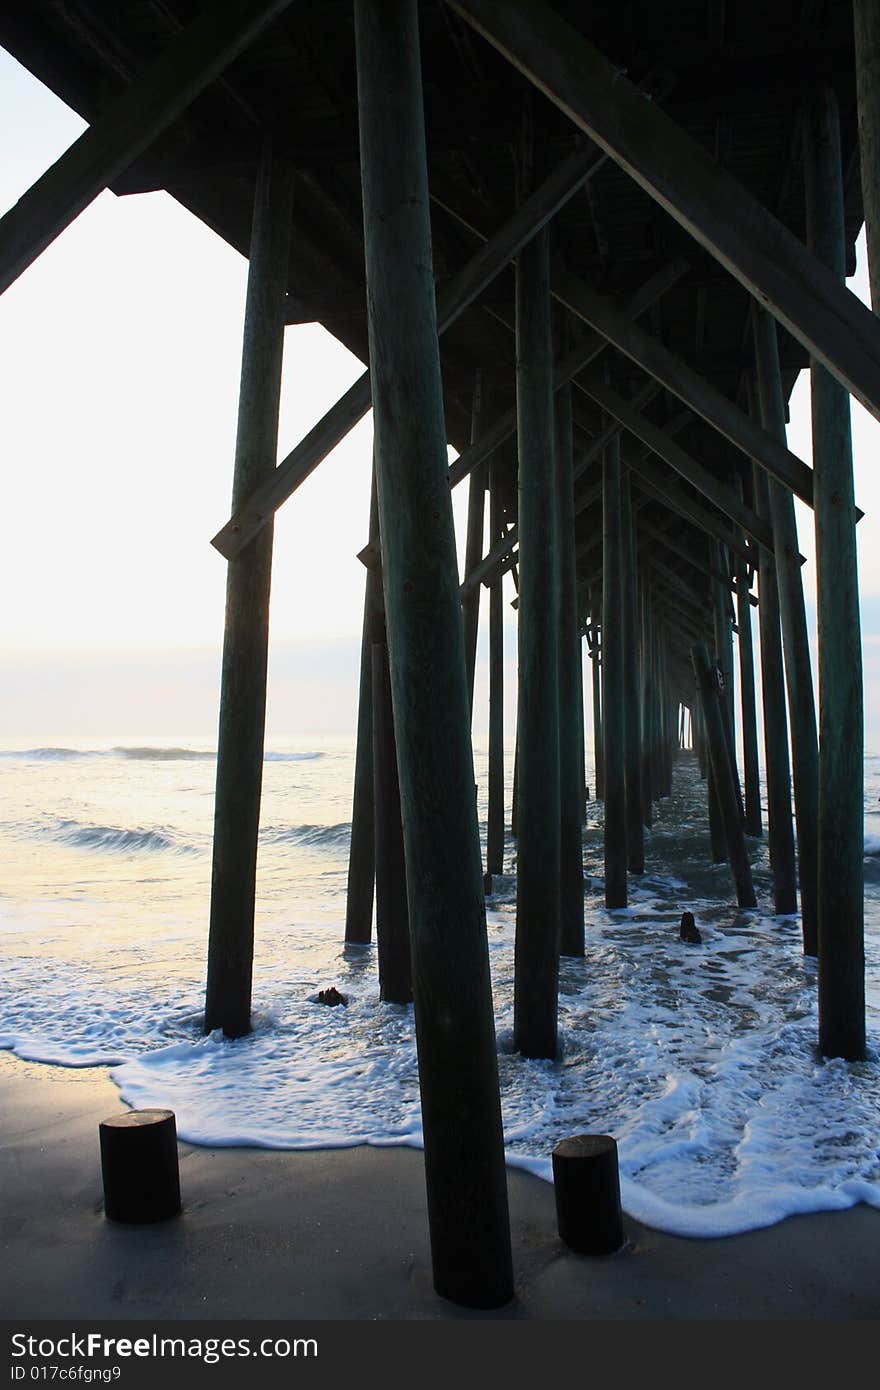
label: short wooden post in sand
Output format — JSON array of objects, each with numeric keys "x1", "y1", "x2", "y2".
[
  {"x1": 552, "y1": 1134, "x2": 624, "y2": 1255},
  {"x1": 99, "y1": 1110, "x2": 181, "y2": 1224}
]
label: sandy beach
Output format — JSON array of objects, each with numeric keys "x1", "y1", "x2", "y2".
[{"x1": 1, "y1": 1050, "x2": 878, "y2": 1322}]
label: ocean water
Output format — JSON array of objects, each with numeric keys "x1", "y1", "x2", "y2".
[{"x1": 1, "y1": 735, "x2": 879, "y2": 1239}]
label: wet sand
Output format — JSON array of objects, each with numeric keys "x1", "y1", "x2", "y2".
[{"x1": 1, "y1": 1050, "x2": 879, "y2": 1321}]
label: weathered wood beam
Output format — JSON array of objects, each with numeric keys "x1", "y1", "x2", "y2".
[
  {"x1": 642, "y1": 549, "x2": 707, "y2": 611},
  {"x1": 585, "y1": 380, "x2": 776, "y2": 553},
  {"x1": 345, "y1": 467, "x2": 382, "y2": 945},
  {"x1": 447, "y1": 0, "x2": 880, "y2": 422},
  {"x1": 602, "y1": 436, "x2": 627, "y2": 908},
  {"x1": 551, "y1": 259, "x2": 815, "y2": 506},
  {"x1": 627, "y1": 457, "x2": 755, "y2": 569},
  {"x1": 557, "y1": 378, "x2": 586, "y2": 952},
  {"x1": 589, "y1": 595, "x2": 604, "y2": 801},
  {"x1": 372, "y1": 638, "x2": 412, "y2": 1005},
  {"x1": 462, "y1": 373, "x2": 486, "y2": 716},
  {"x1": 461, "y1": 528, "x2": 518, "y2": 596},
  {"x1": 753, "y1": 463, "x2": 798, "y2": 915},
  {"x1": 514, "y1": 221, "x2": 561, "y2": 1058},
  {"x1": 735, "y1": 532, "x2": 763, "y2": 838},
  {"x1": 204, "y1": 139, "x2": 294, "y2": 1041},
  {"x1": 448, "y1": 261, "x2": 686, "y2": 490},
  {"x1": 647, "y1": 583, "x2": 709, "y2": 644},
  {"x1": 637, "y1": 514, "x2": 758, "y2": 605},
  {"x1": 486, "y1": 456, "x2": 506, "y2": 881},
  {"x1": 805, "y1": 84, "x2": 866, "y2": 1063},
  {"x1": 354, "y1": 0, "x2": 512, "y2": 1307},
  {"x1": 571, "y1": 382, "x2": 662, "y2": 490},
  {"x1": 621, "y1": 474, "x2": 644, "y2": 874},
  {"x1": 0, "y1": 0, "x2": 295, "y2": 297},
  {"x1": 753, "y1": 309, "x2": 819, "y2": 952},
  {"x1": 213, "y1": 139, "x2": 609, "y2": 559},
  {"x1": 854, "y1": 0, "x2": 880, "y2": 311},
  {"x1": 691, "y1": 641, "x2": 757, "y2": 909}
]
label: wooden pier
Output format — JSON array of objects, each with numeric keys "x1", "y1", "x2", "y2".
[{"x1": 2, "y1": 0, "x2": 875, "y2": 1306}]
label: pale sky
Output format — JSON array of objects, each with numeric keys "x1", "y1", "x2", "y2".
[{"x1": 1, "y1": 47, "x2": 879, "y2": 745}]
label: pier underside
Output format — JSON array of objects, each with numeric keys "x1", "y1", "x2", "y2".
[{"x1": 2, "y1": 0, "x2": 875, "y2": 1307}]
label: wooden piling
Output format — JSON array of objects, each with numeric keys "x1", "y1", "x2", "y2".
[
  {"x1": 804, "y1": 84, "x2": 866, "y2": 1061},
  {"x1": 691, "y1": 643, "x2": 757, "y2": 909},
  {"x1": 621, "y1": 472, "x2": 644, "y2": 874},
  {"x1": 707, "y1": 766, "x2": 728, "y2": 864},
  {"x1": 602, "y1": 436, "x2": 628, "y2": 908},
  {"x1": 556, "y1": 379, "x2": 585, "y2": 956},
  {"x1": 514, "y1": 220, "x2": 561, "y2": 1055},
  {"x1": 735, "y1": 543, "x2": 763, "y2": 838},
  {"x1": 694, "y1": 698, "x2": 708, "y2": 780},
  {"x1": 204, "y1": 140, "x2": 294, "y2": 1040},
  {"x1": 371, "y1": 640, "x2": 412, "y2": 1005},
  {"x1": 753, "y1": 308, "x2": 819, "y2": 951},
  {"x1": 639, "y1": 589, "x2": 653, "y2": 828},
  {"x1": 354, "y1": 0, "x2": 513, "y2": 1306},
  {"x1": 462, "y1": 371, "x2": 486, "y2": 717},
  {"x1": 486, "y1": 453, "x2": 506, "y2": 882},
  {"x1": 659, "y1": 641, "x2": 675, "y2": 798},
  {"x1": 752, "y1": 465, "x2": 798, "y2": 915},
  {"x1": 578, "y1": 635, "x2": 588, "y2": 824},
  {"x1": 711, "y1": 539, "x2": 744, "y2": 825},
  {"x1": 345, "y1": 468, "x2": 382, "y2": 944},
  {"x1": 590, "y1": 598, "x2": 605, "y2": 801}
]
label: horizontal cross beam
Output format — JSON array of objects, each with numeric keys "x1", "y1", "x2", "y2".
[
  {"x1": 551, "y1": 258, "x2": 815, "y2": 506},
  {"x1": 0, "y1": 0, "x2": 296, "y2": 296},
  {"x1": 447, "y1": 0, "x2": 880, "y2": 423},
  {"x1": 585, "y1": 380, "x2": 776, "y2": 553},
  {"x1": 213, "y1": 140, "x2": 605, "y2": 558},
  {"x1": 625, "y1": 450, "x2": 757, "y2": 570}
]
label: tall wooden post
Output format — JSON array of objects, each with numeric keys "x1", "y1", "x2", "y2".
[
  {"x1": 354, "y1": 0, "x2": 513, "y2": 1306},
  {"x1": 621, "y1": 473, "x2": 644, "y2": 873},
  {"x1": 204, "y1": 141, "x2": 294, "y2": 1040},
  {"x1": 854, "y1": 0, "x2": 880, "y2": 311},
  {"x1": 639, "y1": 588, "x2": 653, "y2": 828},
  {"x1": 735, "y1": 546, "x2": 762, "y2": 837},
  {"x1": 804, "y1": 85, "x2": 866, "y2": 1061},
  {"x1": 372, "y1": 639, "x2": 412, "y2": 1004},
  {"x1": 707, "y1": 765, "x2": 727, "y2": 864},
  {"x1": 752, "y1": 465, "x2": 798, "y2": 915},
  {"x1": 590, "y1": 598, "x2": 604, "y2": 801},
  {"x1": 693, "y1": 697, "x2": 707, "y2": 778},
  {"x1": 753, "y1": 309, "x2": 819, "y2": 951},
  {"x1": 462, "y1": 371, "x2": 486, "y2": 717},
  {"x1": 577, "y1": 635, "x2": 588, "y2": 821},
  {"x1": 660, "y1": 643, "x2": 674, "y2": 797},
  {"x1": 556, "y1": 379, "x2": 585, "y2": 956},
  {"x1": 602, "y1": 436, "x2": 628, "y2": 908},
  {"x1": 706, "y1": 564, "x2": 728, "y2": 856},
  {"x1": 711, "y1": 540, "x2": 744, "y2": 824},
  {"x1": 514, "y1": 221, "x2": 561, "y2": 1056},
  {"x1": 486, "y1": 453, "x2": 506, "y2": 882},
  {"x1": 345, "y1": 468, "x2": 382, "y2": 944},
  {"x1": 691, "y1": 643, "x2": 757, "y2": 909}
]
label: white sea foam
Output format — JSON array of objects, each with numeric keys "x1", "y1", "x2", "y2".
[{"x1": 1, "y1": 739, "x2": 879, "y2": 1238}]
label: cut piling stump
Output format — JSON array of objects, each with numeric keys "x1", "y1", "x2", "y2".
[
  {"x1": 551, "y1": 1133, "x2": 625, "y2": 1255},
  {"x1": 99, "y1": 1109, "x2": 181, "y2": 1224}
]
